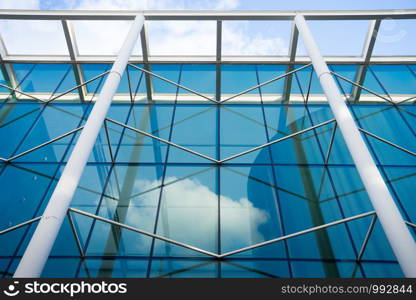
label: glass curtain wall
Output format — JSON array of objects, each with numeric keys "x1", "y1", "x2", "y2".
[{"x1": 0, "y1": 62, "x2": 415, "y2": 278}]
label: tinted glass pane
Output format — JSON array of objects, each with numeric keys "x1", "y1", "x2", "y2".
[
  {"x1": 15, "y1": 64, "x2": 76, "y2": 95},
  {"x1": 369, "y1": 65, "x2": 416, "y2": 95},
  {"x1": 3, "y1": 63, "x2": 415, "y2": 278}
]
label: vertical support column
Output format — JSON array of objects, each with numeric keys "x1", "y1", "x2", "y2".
[
  {"x1": 295, "y1": 14, "x2": 416, "y2": 278},
  {"x1": 14, "y1": 15, "x2": 144, "y2": 278}
]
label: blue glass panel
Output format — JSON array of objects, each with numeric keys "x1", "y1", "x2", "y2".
[
  {"x1": 116, "y1": 64, "x2": 146, "y2": 96},
  {"x1": 221, "y1": 65, "x2": 258, "y2": 95},
  {"x1": 409, "y1": 65, "x2": 416, "y2": 78},
  {"x1": 151, "y1": 64, "x2": 182, "y2": 95},
  {"x1": 168, "y1": 105, "x2": 216, "y2": 163},
  {"x1": 221, "y1": 260, "x2": 289, "y2": 278},
  {"x1": 361, "y1": 222, "x2": 396, "y2": 261},
  {"x1": 180, "y1": 64, "x2": 216, "y2": 95},
  {"x1": 42, "y1": 258, "x2": 81, "y2": 277},
  {"x1": 0, "y1": 163, "x2": 57, "y2": 228},
  {"x1": 329, "y1": 64, "x2": 359, "y2": 95},
  {"x1": 361, "y1": 262, "x2": 403, "y2": 278},
  {"x1": 86, "y1": 104, "x2": 130, "y2": 164},
  {"x1": 400, "y1": 105, "x2": 416, "y2": 133},
  {"x1": 84, "y1": 214, "x2": 153, "y2": 257},
  {"x1": 220, "y1": 105, "x2": 269, "y2": 163},
  {"x1": 82, "y1": 64, "x2": 110, "y2": 94},
  {"x1": 0, "y1": 103, "x2": 42, "y2": 158},
  {"x1": 115, "y1": 130, "x2": 168, "y2": 164},
  {"x1": 115, "y1": 105, "x2": 173, "y2": 164},
  {"x1": 153, "y1": 166, "x2": 218, "y2": 256},
  {"x1": 326, "y1": 166, "x2": 372, "y2": 217},
  {"x1": 291, "y1": 261, "x2": 363, "y2": 278},
  {"x1": 256, "y1": 65, "x2": 286, "y2": 97},
  {"x1": 220, "y1": 166, "x2": 286, "y2": 258},
  {"x1": 263, "y1": 105, "x2": 326, "y2": 164},
  {"x1": 126, "y1": 105, "x2": 174, "y2": 140},
  {"x1": 98, "y1": 164, "x2": 163, "y2": 232},
  {"x1": 275, "y1": 166, "x2": 343, "y2": 232},
  {"x1": 48, "y1": 217, "x2": 80, "y2": 257},
  {"x1": 263, "y1": 105, "x2": 306, "y2": 137},
  {"x1": 383, "y1": 167, "x2": 416, "y2": 223},
  {"x1": 70, "y1": 164, "x2": 112, "y2": 213},
  {"x1": 13, "y1": 104, "x2": 88, "y2": 163},
  {"x1": 369, "y1": 65, "x2": 416, "y2": 95},
  {"x1": 287, "y1": 225, "x2": 356, "y2": 263},
  {"x1": 2, "y1": 259, "x2": 18, "y2": 278},
  {"x1": 307, "y1": 105, "x2": 354, "y2": 165},
  {"x1": 0, "y1": 163, "x2": 58, "y2": 256},
  {"x1": 0, "y1": 258, "x2": 12, "y2": 277},
  {"x1": 362, "y1": 67, "x2": 389, "y2": 97},
  {"x1": 353, "y1": 105, "x2": 416, "y2": 165},
  {"x1": 15, "y1": 64, "x2": 76, "y2": 94},
  {"x1": 150, "y1": 259, "x2": 217, "y2": 278},
  {"x1": 78, "y1": 259, "x2": 148, "y2": 278},
  {"x1": 291, "y1": 65, "x2": 323, "y2": 97}
]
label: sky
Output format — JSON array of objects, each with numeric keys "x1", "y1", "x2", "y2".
[
  {"x1": 4, "y1": 0, "x2": 414, "y2": 11},
  {"x1": 0, "y1": 0, "x2": 414, "y2": 56}
]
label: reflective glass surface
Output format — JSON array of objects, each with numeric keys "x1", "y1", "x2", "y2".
[{"x1": 1, "y1": 62, "x2": 415, "y2": 278}]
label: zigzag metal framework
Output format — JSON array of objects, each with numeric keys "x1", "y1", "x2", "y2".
[
  {"x1": 2, "y1": 207, "x2": 416, "y2": 267},
  {"x1": 1, "y1": 65, "x2": 415, "y2": 164},
  {"x1": 1, "y1": 63, "x2": 416, "y2": 268}
]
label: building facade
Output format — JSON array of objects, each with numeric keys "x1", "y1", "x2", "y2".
[{"x1": 0, "y1": 10, "x2": 416, "y2": 278}]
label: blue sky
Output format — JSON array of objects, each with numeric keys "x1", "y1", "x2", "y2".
[
  {"x1": 36, "y1": 0, "x2": 416, "y2": 11},
  {"x1": 0, "y1": 0, "x2": 414, "y2": 56},
  {"x1": 0, "y1": 0, "x2": 413, "y2": 11}
]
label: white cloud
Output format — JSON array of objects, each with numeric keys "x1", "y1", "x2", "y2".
[
  {"x1": 91, "y1": 176, "x2": 269, "y2": 254},
  {"x1": 222, "y1": 21, "x2": 288, "y2": 55},
  {"x1": 131, "y1": 176, "x2": 269, "y2": 252},
  {"x1": 146, "y1": 20, "x2": 217, "y2": 56},
  {"x1": 0, "y1": 19, "x2": 69, "y2": 55},
  {"x1": 72, "y1": 20, "x2": 136, "y2": 55},
  {"x1": 55, "y1": 0, "x2": 240, "y2": 10},
  {"x1": 0, "y1": 0, "x2": 40, "y2": 9},
  {"x1": 214, "y1": 0, "x2": 240, "y2": 10},
  {"x1": 0, "y1": 0, "x2": 289, "y2": 57}
]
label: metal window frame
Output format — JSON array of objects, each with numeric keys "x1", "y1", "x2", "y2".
[{"x1": 61, "y1": 20, "x2": 87, "y2": 102}]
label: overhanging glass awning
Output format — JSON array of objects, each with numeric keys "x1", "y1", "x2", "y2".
[
  {"x1": 0, "y1": 9, "x2": 414, "y2": 63},
  {"x1": 0, "y1": 9, "x2": 415, "y2": 104}
]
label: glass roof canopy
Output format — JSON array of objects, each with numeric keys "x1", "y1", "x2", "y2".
[
  {"x1": 0, "y1": 9, "x2": 415, "y2": 63},
  {"x1": 0, "y1": 9, "x2": 415, "y2": 104}
]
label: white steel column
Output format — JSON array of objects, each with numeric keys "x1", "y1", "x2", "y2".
[
  {"x1": 14, "y1": 15, "x2": 144, "y2": 278},
  {"x1": 295, "y1": 14, "x2": 416, "y2": 277}
]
